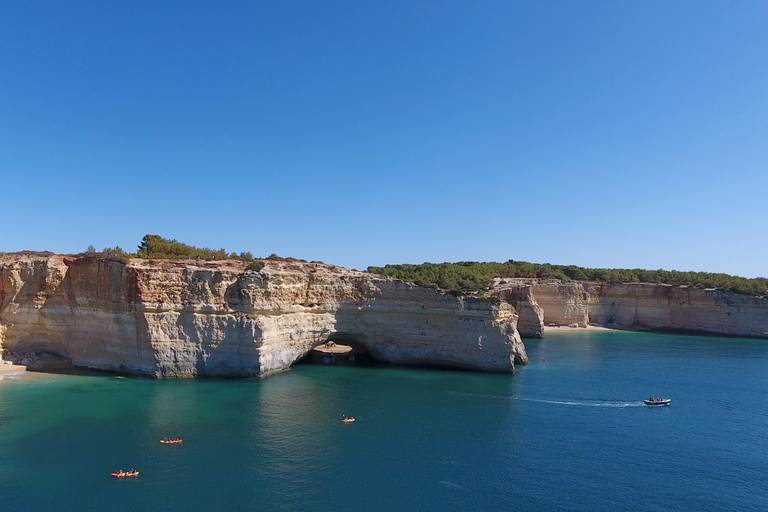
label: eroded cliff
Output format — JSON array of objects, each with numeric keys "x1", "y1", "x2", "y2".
[
  {"x1": 0, "y1": 254, "x2": 528, "y2": 377},
  {"x1": 495, "y1": 278, "x2": 768, "y2": 339},
  {"x1": 488, "y1": 280, "x2": 544, "y2": 337}
]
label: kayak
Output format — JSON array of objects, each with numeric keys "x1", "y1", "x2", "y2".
[
  {"x1": 341, "y1": 418, "x2": 355, "y2": 424},
  {"x1": 160, "y1": 439, "x2": 183, "y2": 444},
  {"x1": 111, "y1": 471, "x2": 139, "y2": 478}
]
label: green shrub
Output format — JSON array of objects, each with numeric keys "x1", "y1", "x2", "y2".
[
  {"x1": 137, "y1": 235, "x2": 229, "y2": 260},
  {"x1": 367, "y1": 261, "x2": 767, "y2": 298},
  {"x1": 136, "y1": 235, "x2": 258, "y2": 263},
  {"x1": 246, "y1": 261, "x2": 265, "y2": 272},
  {"x1": 99, "y1": 246, "x2": 131, "y2": 264},
  {"x1": 78, "y1": 245, "x2": 132, "y2": 264}
]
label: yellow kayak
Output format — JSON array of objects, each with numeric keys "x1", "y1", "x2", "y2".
[{"x1": 111, "y1": 471, "x2": 139, "y2": 478}]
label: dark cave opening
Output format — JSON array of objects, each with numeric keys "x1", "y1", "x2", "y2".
[{"x1": 295, "y1": 333, "x2": 386, "y2": 367}]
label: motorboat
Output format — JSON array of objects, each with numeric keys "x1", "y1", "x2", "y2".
[{"x1": 644, "y1": 398, "x2": 671, "y2": 406}]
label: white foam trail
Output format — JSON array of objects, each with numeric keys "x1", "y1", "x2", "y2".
[
  {"x1": 448, "y1": 392, "x2": 507, "y2": 400},
  {"x1": 448, "y1": 392, "x2": 644, "y2": 407},
  {"x1": 517, "y1": 398, "x2": 643, "y2": 408}
]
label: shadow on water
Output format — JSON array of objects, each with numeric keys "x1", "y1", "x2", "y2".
[{"x1": 294, "y1": 332, "x2": 387, "y2": 368}]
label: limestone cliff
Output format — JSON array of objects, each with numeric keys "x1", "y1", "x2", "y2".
[
  {"x1": 495, "y1": 278, "x2": 768, "y2": 339},
  {"x1": 488, "y1": 280, "x2": 544, "y2": 338},
  {"x1": 0, "y1": 254, "x2": 528, "y2": 377}
]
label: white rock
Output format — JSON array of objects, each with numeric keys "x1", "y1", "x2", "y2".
[{"x1": 0, "y1": 255, "x2": 528, "y2": 378}]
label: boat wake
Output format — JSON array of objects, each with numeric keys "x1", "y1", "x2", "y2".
[
  {"x1": 448, "y1": 392, "x2": 643, "y2": 408},
  {"x1": 517, "y1": 398, "x2": 643, "y2": 408}
]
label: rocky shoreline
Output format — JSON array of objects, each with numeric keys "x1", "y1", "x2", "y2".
[
  {"x1": 491, "y1": 278, "x2": 768, "y2": 340},
  {"x1": 0, "y1": 349, "x2": 76, "y2": 381},
  {"x1": 0, "y1": 253, "x2": 527, "y2": 378},
  {"x1": 1, "y1": 252, "x2": 765, "y2": 380}
]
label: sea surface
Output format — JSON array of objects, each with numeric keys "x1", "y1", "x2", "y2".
[{"x1": 1, "y1": 331, "x2": 768, "y2": 511}]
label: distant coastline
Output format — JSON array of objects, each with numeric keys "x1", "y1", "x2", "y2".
[{"x1": 1, "y1": 237, "x2": 766, "y2": 382}]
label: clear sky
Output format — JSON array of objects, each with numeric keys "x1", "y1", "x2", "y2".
[{"x1": 2, "y1": 1, "x2": 766, "y2": 277}]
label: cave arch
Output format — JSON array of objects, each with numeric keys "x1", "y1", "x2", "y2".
[{"x1": 298, "y1": 332, "x2": 386, "y2": 366}]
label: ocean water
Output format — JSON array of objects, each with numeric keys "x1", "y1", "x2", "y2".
[{"x1": 1, "y1": 331, "x2": 768, "y2": 511}]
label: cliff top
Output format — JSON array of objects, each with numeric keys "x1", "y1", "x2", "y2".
[
  {"x1": 0, "y1": 251, "x2": 381, "y2": 282},
  {"x1": 369, "y1": 261, "x2": 768, "y2": 298}
]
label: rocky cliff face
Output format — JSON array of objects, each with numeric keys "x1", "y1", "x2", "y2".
[
  {"x1": 489, "y1": 280, "x2": 544, "y2": 338},
  {"x1": 0, "y1": 254, "x2": 528, "y2": 377},
  {"x1": 585, "y1": 282, "x2": 768, "y2": 338},
  {"x1": 496, "y1": 279, "x2": 768, "y2": 339}
]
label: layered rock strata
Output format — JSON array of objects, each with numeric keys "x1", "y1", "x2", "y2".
[
  {"x1": 0, "y1": 254, "x2": 528, "y2": 377},
  {"x1": 489, "y1": 280, "x2": 544, "y2": 338},
  {"x1": 497, "y1": 279, "x2": 768, "y2": 339}
]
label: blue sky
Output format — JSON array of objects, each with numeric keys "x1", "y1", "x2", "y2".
[{"x1": 2, "y1": 1, "x2": 766, "y2": 277}]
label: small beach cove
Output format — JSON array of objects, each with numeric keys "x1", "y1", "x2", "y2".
[
  {"x1": 0, "y1": 352, "x2": 80, "y2": 384},
  {"x1": 0, "y1": 363, "x2": 26, "y2": 382}
]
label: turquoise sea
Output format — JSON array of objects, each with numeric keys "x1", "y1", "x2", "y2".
[{"x1": 1, "y1": 331, "x2": 768, "y2": 511}]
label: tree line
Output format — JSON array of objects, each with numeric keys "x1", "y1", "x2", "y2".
[
  {"x1": 81, "y1": 235, "x2": 304, "y2": 272},
  {"x1": 81, "y1": 235, "x2": 258, "y2": 265},
  {"x1": 366, "y1": 261, "x2": 767, "y2": 298}
]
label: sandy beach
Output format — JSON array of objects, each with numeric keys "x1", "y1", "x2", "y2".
[
  {"x1": 0, "y1": 361, "x2": 27, "y2": 381},
  {"x1": 542, "y1": 325, "x2": 616, "y2": 333},
  {"x1": 0, "y1": 354, "x2": 76, "y2": 383}
]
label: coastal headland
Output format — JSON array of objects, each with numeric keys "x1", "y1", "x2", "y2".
[
  {"x1": 491, "y1": 278, "x2": 768, "y2": 339},
  {"x1": 0, "y1": 253, "x2": 527, "y2": 378},
  {"x1": 2, "y1": 251, "x2": 766, "y2": 379}
]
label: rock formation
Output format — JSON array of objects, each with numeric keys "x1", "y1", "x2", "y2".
[
  {"x1": 494, "y1": 278, "x2": 768, "y2": 339},
  {"x1": 0, "y1": 254, "x2": 528, "y2": 378},
  {"x1": 488, "y1": 280, "x2": 544, "y2": 337},
  {"x1": 3, "y1": 251, "x2": 764, "y2": 379}
]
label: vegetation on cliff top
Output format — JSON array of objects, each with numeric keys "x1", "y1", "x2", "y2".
[
  {"x1": 135, "y1": 235, "x2": 256, "y2": 261},
  {"x1": 83, "y1": 245, "x2": 132, "y2": 264},
  {"x1": 367, "y1": 261, "x2": 768, "y2": 298},
  {"x1": 77, "y1": 236, "x2": 307, "y2": 270},
  {"x1": 75, "y1": 235, "x2": 259, "y2": 265}
]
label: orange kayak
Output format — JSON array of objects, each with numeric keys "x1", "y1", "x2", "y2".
[
  {"x1": 111, "y1": 471, "x2": 139, "y2": 478},
  {"x1": 341, "y1": 418, "x2": 355, "y2": 424},
  {"x1": 160, "y1": 439, "x2": 183, "y2": 444}
]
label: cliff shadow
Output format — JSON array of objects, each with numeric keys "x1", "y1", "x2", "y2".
[{"x1": 294, "y1": 332, "x2": 388, "y2": 367}]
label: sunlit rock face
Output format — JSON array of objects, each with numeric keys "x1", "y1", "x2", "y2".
[
  {"x1": 584, "y1": 282, "x2": 768, "y2": 337},
  {"x1": 0, "y1": 254, "x2": 527, "y2": 377},
  {"x1": 494, "y1": 278, "x2": 768, "y2": 338},
  {"x1": 489, "y1": 280, "x2": 545, "y2": 338}
]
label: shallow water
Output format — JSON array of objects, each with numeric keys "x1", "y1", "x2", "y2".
[{"x1": 1, "y1": 331, "x2": 767, "y2": 511}]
